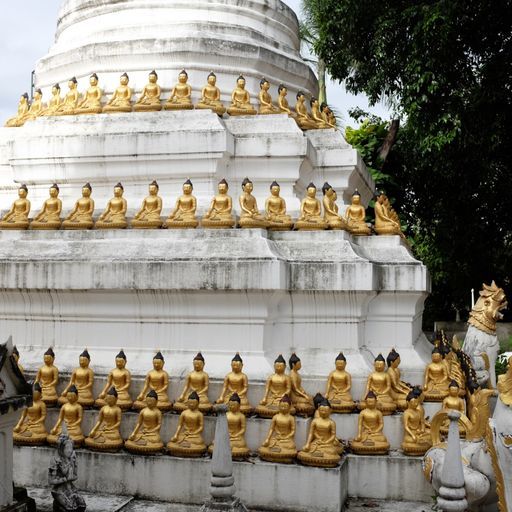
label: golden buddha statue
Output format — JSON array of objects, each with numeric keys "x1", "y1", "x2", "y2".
[
  {"x1": 12, "y1": 346, "x2": 24, "y2": 374},
  {"x1": 227, "y1": 75, "x2": 257, "y2": 116},
  {"x1": 196, "y1": 72, "x2": 226, "y2": 116},
  {"x1": 374, "y1": 191, "x2": 403, "y2": 236},
  {"x1": 95, "y1": 350, "x2": 133, "y2": 410},
  {"x1": 125, "y1": 390, "x2": 164, "y2": 454},
  {"x1": 134, "y1": 70, "x2": 162, "y2": 112},
  {"x1": 174, "y1": 352, "x2": 213, "y2": 413},
  {"x1": 277, "y1": 84, "x2": 293, "y2": 115},
  {"x1": 386, "y1": 348, "x2": 412, "y2": 411},
  {"x1": 298, "y1": 398, "x2": 341, "y2": 467},
  {"x1": 310, "y1": 98, "x2": 331, "y2": 129},
  {"x1": 35, "y1": 347, "x2": 59, "y2": 405},
  {"x1": 497, "y1": 355, "x2": 512, "y2": 405},
  {"x1": 41, "y1": 84, "x2": 62, "y2": 116},
  {"x1": 164, "y1": 70, "x2": 194, "y2": 110},
  {"x1": 164, "y1": 179, "x2": 199, "y2": 228},
  {"x1": 238, "y1": 178, "x2": 268, "y2": 228},
  {"x1": 133, "y1": 351, "x2": 173, "y2": 411},
  {"x1": 322, "y1": 182, "x2": 347, "y2": 230},
  {"x1": 216, "y1": 353, "x2": 252, "y2": 414},
  {"x1": 345, "y1": 190, "x2": 371, "y2": 235},
  {"x1": 320, "y1": 103, "x2": 337, "y2": 129},
  {"x1": 85, "y1": 387, "x2": 124, "y2": 451},
  {"x1": 131, "y1": 180, "x2": 163, "y2": 229},
  {"x1": 264, "y1": 181, "x2": 293, "y2": 230},
  {"x1": 13, "y1": 382, "x2": 48, "y2": 445},
  {"x1": 312, "y1": 394, "x2": 343, "y2": 455},
  {"x1": 167, "y1": 391, "x2": 207, "y2": 457},
  {"x1": 24, "y1": 89, "x2": 46, "y2": 122},
  {"x1": 362, "y1": 354, "x2": 397, "y2": 415},
  {"x1": 440, "y1": 380, "x2": 466, "y2": 436},
  {"x1": 5, "y1": 93, "x2": 30, "y2": 127},
  {"x1": 401, "y1": 391, "x2": 432, "y2": 456},
  {"x1": 54, "y1": 77, "x2": 80, "y2": 116},
  {"x1": 75, "y1": 73, "x2": 103, "y2": 114},
  {"x1": 103, "y1": 73, "x2": 132, "y2": 113},
  {"x1": 209, "y1": 393, "x2": 250, "y2": 459},
  {"x1": 295, "y1": 182, "x2": 327, "y2": 230},
  {"x1": 255, "y1": 354, "x2": 295, "y2": 418},
  {"x1": 201, "y1": 179, "x2": 235, "y2": 228},
  {"x1": 326, "y1": 107, "x2": 337, "y2": 128},
  {"x1": 0, "y1": 184, "x2": 31, "y2": 230},
  {"x1": 294, "y1": 91, "x2": 317, "y2": 130},
  {"x1": 95, "y1": 182, "x2": 128, "y2": 229},
  {"x1": 350, "y1": 391, "x2": 390, "y2": 454},
  {"x1": 411, "y1": 385, "x2": 430, "y2": 428},
  {"x1": 423, "y1": 348, "x2": 450, "y2": 401},
  {"x1": 258, "y1": 78, "x2": 280, "y2": 115},
  {"x1": 61, "y1": 183, "x2": 95, "y2": 229},
  {"x1": 289, "y1": 353, "x2": 314, "y2": 416},
  {"x1": 325, "y1": 352, "x2": 356, "y2": 413},
  {"x1": 258, "y1": 395, "x2": 297, "y2": 463},
  {"x1": 58, "y1": 349, "x2": 95, "y2": 408},
  {"x1": 47, "y1": 385, "x2": 85, "y2": 447},
  {"x1": 30, "y1": 183, "x2": 62, "y2": 230}
]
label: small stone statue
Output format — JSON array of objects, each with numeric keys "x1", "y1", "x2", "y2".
[
  {"x1": 238, "y1": 178, "x2": 268, "y2": 228},
  {"x1": 41, "y1": 83, "x2": 62, "y2": 116},
  {"x1": 4, "y1": 93, "x2": 30, "y2": 127},
  {"x1": 264, "y1": 181, "x2": 293, "y2": 230},
  {"x1": 325, "y1": 352, "x2": 356, "y2": 413},
  {"x1": 164, "y1": 70, "x2": 194, "y2": 110},
  {"x1": 423, "y1": 347, "x2": 450, "y2": 401},
  {"x1": 386, "y1": 348, "x2": 412, "y2": 410},
  {"x1": 75, "y1": 73, "x2": 103, "y2": 114},
  {"x1": 322, "y1": 182, "x2": 347, "y2": 230},
  {"x1": 24, "y1": 88, "x2": 46, "y2": 122},
  {"x1": 227, "y1": 75, "x2": 257, "y2": 116},
  {"x1": 345, "y1": 190, "x2": 371, "y2": 235},
  {"x1": 310, "y1": 98, "x2": 330, "y2": 129},
  {"x1": 58, "y1": 349, "x2": 95, "y2": 407},
  {"x1": 294, "y1": 91, "x2": 316, "y2": 130},
  {"x1": 277, "y1": 84, "x2": 293, "y2": 115},
  {"x1": 202, "y1": 179, "x2": 236, "y2": 228},
  {"x1": 103, "y1": 73, "x2": 132, "y2": 113},
  {"x1": 134, "y1": 70, "x2": 162, "y2": 112},
  {"x1": 258, "y1": 78, "x2": 280, "y2": 114},
  {"x1": 54, "y1": 77, "x2": 80, "y2": 116},
  {"x1": 133, "y1": 351, "x2": 173, "y2": 411},
  {"x1": 62, "y1": 183, "x2": 95, "y2": 230},
  {"x1": 95, "y1": 183, "x2": 128, "y2": 229},
  {"x1": 48, "y1": 429, "x2": 86, "y2": 512},
  {"x1": 320, "y1": 103, "x2": 336, "y2": 128},
  {"x1": 361, "y1": 354, "x2": 397, "y2": 415},
  {"x1": 440, "y1": 380, "x2": 466, "y2": 437},
  {"x1": 196, "y1": 72, "x2": 226, "y2": 116},
  {"x1": 0, "y1": 184, "x2": 31, "y2": 230},
  {"x1": 374, "y1": 191, "x2": 403, "y2": 236},
  {"x1": 401, "y1": 391, "x2": 432, "y2": 456},
  {"x1": 131, "y1": 180, "x2": 163, "y2": 229},
  {"x1": 174, "y1": 352, "x2": 213, "y2": 413},
  {"x1": 95, "y1": 350, "x2": 132, "y2": 410},
  {"x1": 30, "y1": 183, "x2": 62, "y2": 230},
  {"x1": 294, "y1": 183, "x2": 327, "y2": 230},
  {"x1": 13, "y1": 382, "x2": 48, "y2": 445},
  {"x1": 217, "y1": 393, "x2": 250, "y2": 459},
  {"x1": 165, "y1": 179, "x2": 199, "y2": 228},
  {"x1": 216, "y1": 353, "x2": 252, "y2": 414},
  {"x1": 289, "y1": 353, "x2": 314, "y2": 416},
  {"x1": 48, "y1": 385, "x2": 85, "y2": 447},
  {"x1": 35, "y1": 347, "x2": 59, "y2": 405}
]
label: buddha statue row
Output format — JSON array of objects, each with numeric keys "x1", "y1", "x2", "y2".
[
  {"x1": 0, "y1": 180, "x2": 390, "y2": 236},
  {"x1": 4, "y1": 71, "x2": 335, "y2": 132}
]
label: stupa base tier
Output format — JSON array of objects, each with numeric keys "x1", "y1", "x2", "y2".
[{"x1": 0, "y1": 229, "x2": 430, "y2": 382}]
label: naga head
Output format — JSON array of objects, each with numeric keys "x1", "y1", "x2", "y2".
[{"x1": 468, "y1": 281, "x2": 507, "y2": 334}]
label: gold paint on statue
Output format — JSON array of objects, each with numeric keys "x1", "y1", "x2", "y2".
[
  {"x1": 289, "y1": 353, "x2": 314, "y2": 416},
  {"x1": 466, "y1": 384, "x2": 495, "y2": 441},
  {"x1": 322, "y1": 183, "x2": 347, "y2": 230},
  {"x1": 62, "y1": 183, "x2": 95, "y2": 230},
  {"x1": 258, "y1": 78, "x2": 280, "y2": 114},
  {"x1": 4, "y1": 93, "x2": 30, "y2": 127},
  {"x1": 264, "y1": 181, "x2": 293, "y2": 230},
  {"x1": 497, "y1": 355, "x2": 512, "y2": 405},
  {"x1": 439, "y1": 380, "x2": 466, "y2": 437},
  {"x1": 345, "y1": 190, "x2": 371, "y2": 235},
  {"x1": 201, "y1": 179, "x2": 235, "y2": 228},
  {"x1": 41, "y1": 84, "x2": 62, "y2": 116},
  {"x1": 95, "y1": 183, "x2": 128, "y2": 229},
  {"x1": 35, "y1": 347, "x2": 59, "y2": 405},
  {"x1": 47, "y1": 386, "x2": 85, "y2": 447},
  {"x1": 24, "y1": 89, "x2": 46, "y2": 122},
  {"x1": 277, "y1": 84, "x2": 293, "y2": 115},
  {"x1": 374, "y1": 191, "x2": 403, "y2": 236},
  {"x1": 58, "y1": 350, "x2": 95, "y2": 407},
  {"x1": 320, "y1": 103, "x2": 336, "y2": 129},
  {"x1": 238, "y1": 178, "x2": 268, "y2": 228},
  {"x1": 0, "y1": 185, "x2": 31, "y2": 230},
  {"x1": 13, "y1": 383, "x2": 48, "y2": 445},
  {"x1": 174, "y1": 352, "x2": 213, "y2": 413},
  {"x1": 401, "y1": 391, "x2": 432, "y2": 456},
  {"x1": 361, "y1": 354, "x2": 397, "y2": 415},
  {"x1": 95, "y1": 350, "x2": 132, "y2": 410},
  {"x1": 468, "y1": 281, "x2": 508, "y2": 335},
  {"x1": 75, "y1": 73, "x2": 103, "y2": 114},
  {"x1": 54, "y1": 78, "x2": 80, "y2": 116},
  {"x1": 165, "y1": 179, "x2": 199, "y2": 228},
  {"x1": 103, "y1": 73, "x2": 132, "y2": 113},
  {"x1": 133, "y1": 352, "x2": 173, "y2": 411},
  {"x1": 216, "y1": 353, "x2": 252, "y2": 414},
  {"x1": 134, "y1": 71, "x2": 162, "y2": 112},
  {"x1": 325, "y1": 353, "x2": 355, "y2": 413},
  {"x1": 227, "y1": 75, "x2": 257, "y2": 116},
  {"x1": 30, "y1": 184, "x2": 62, "y2": 230},
  {"x1": 167, "y1": 391, "x2": 207, "y2": 457},
  {"x1": 196, "y1": 72, "x2": 226, "y2": 115},
  {"x1": 131, "y1": 180, "x2": 163, "y2": 229},
  {"x1": 423, "y1": 348, "x2": 450, "y2": 401},
  {"x1": 164, "y1": 70, "x2": 194, "y2": 110},
  {"x1": 310, "y1": 98, "x2": 330, "y2": 129},
  {"x1": 294, "y1": 91, "x2": 316, "y2": 130},
  {"x1": 295, "y1": 183, "x2": 327, "y2": 230},
  {"x1": 386, "y1": 349, "x2": 412, "y2": 411}
]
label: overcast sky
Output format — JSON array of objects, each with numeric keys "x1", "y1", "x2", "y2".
[{"x1": 0, "y1": 0, "x2": 390, "y2": 125}]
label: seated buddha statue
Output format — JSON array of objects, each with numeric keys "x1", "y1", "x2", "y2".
[
  {"x1": 134, "y1": 70, "x2": 162, "y2": 112},
  {"x1": 196, "y1": 72, "x2": 226, "y2": 116},
  {"x1": 401, "y1": 391, "x2": 432, "y2": 456},
  {"x1": 41, "y1": 84, "x2": 62, "y2": 116},
  {"x1": 209, "y1": 393, "x2": 250, "y2": 459},
  {"x1": 201, "y1": 179, "x2": 235, "y2": 228},
  {"x1": 386, "y1": 348, "x2": 412, "y2": 411},
  {"x1": 345, "y1": 190, "x2": 371, "y2": 235},
  {"x1": 58, "y1": 349, "x2": 95, "y2": 407},
  {"x1": 131, "y1": 180, "x2": 163, "y2": 229},
  {"x1": 85, "y1": 387, "x2": 124, "y2": 451},
  {"x1": 423, "y1": 348, "x2": 450, "y2": 401},
  {"x1": 165, "y1": 179, "x2": 199, "y2": 229},
  {"x1": 310, "y1": 98, "x2": 331, "y2": 129},
  {"x1": 164, "y1": 70, "x2": 194, "y2": 110},
  {"x1": 374, "y1": 191, "x2": 403, "y2": 236},
  {"x1": 295, "y1": 182, "x2": 327, "y2": 230},
  {"x1": 61, "y1": 183, "x2": 95, "y2": 229},
  {"x1": 277, "y1": 84, "x2": 293, "y2": 116},
  {"x1": 350, "y1": 391, "x2": 390, "y2": 454},
  {"x1": 227, "y1": 75, "x2": 257, "y2": 116},
  {"x1": 255, "y1": 354, "x2": 295, "y2": 418},
  {"x1": 258, "y1": 395, "x2": 297, "y2": 463},
  {"x1": 24, "y1": 89, "x2": 46, "y2": 122},
  {"x1": 95, "y1": 350, "x2": 132, "y2": 410},
  {"x1": 75, "y1": 73, "x2": 103, "y2": 114},
  {"x1": 258, "y1": 78, "x2": 280, "y2": 114},
  {"x1": 13, "y1": 383, "x2": 48, "y2": 445},
  {"x1": 12, "y1": 346, "x2": 24, "y2": 374},
  {"x1": 4, "y1": 93, "x2": 30, "y2": 127},
  {"x1": 320, "y1": 103, "x2": 337, "y2": 129},
  {"x1": 298, "y1": 398, "x2": 341, "y2": 467},
  {"x1": 125, "y1": 390, "x2": 164, "y2": 454},
  {"x1": 322, "y1": 182, "x2": 347, "y2": 230},
  {"x1": 497, "y1": 355, "x2": 512, "y2": 406},
  {"x1": 326, "y1": 106, "x2": 337, "y2": 128},
  {"x1": 0, "y1": 184, "x2": 31, "y2": 230},
  {"x1": 54, "y1": 77, "x2": 80, "y2": 116},
  {"x1": 294, "y1": 91, "x2": 317, "y2": 130},
  {"x1": 361, "y1": 354, "x2": 397, "y2": 415},
  {"x1": 264, "y1": 181, "x2": 293, "y2": 230},
  {"x1": 440, "y1": 380, "x2": 466, "y2": 437},
  {"x1": 312, "y1": 394, "x2": 343, "y2": 455},
  {"x1": 289, "y1": 353, "x2": 314, "y2": 416},
  {"x1": 30, "y1": 183, "x2": 62, "y2": 230},
  {"x1": 47, "y1": 385, "x2": 85, "y2": 447},
  {"x1": 411, "y1": 385, "x2": 430, "y2": 428},
  {"x1": 325, "y1": 352, "x2": 356, "y2": 413},
  {"x1": 133, "y1": 351, "x2": 173, "y2": 411},
  {"x1": 174, "y1": 352, "x2": 213, "y2": 413},
  {"x1": 35, "y1": 347, "x2": 59, "y2": 406},
  {"x1": 167, "y1": 391, "x2": 207, "y2": 457},
  {"x1": 95, "y1": 183, "x2": 128, "y2": 229},
  {"x1": 216, "y1": 353, "x2": 252, "y2": 414},
  {"x1": 103, "y1": 73, "x2": 132, "y2": 113},
  {"x1": 238, "y1": 178, "x2": 268, "y2": 228}
]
